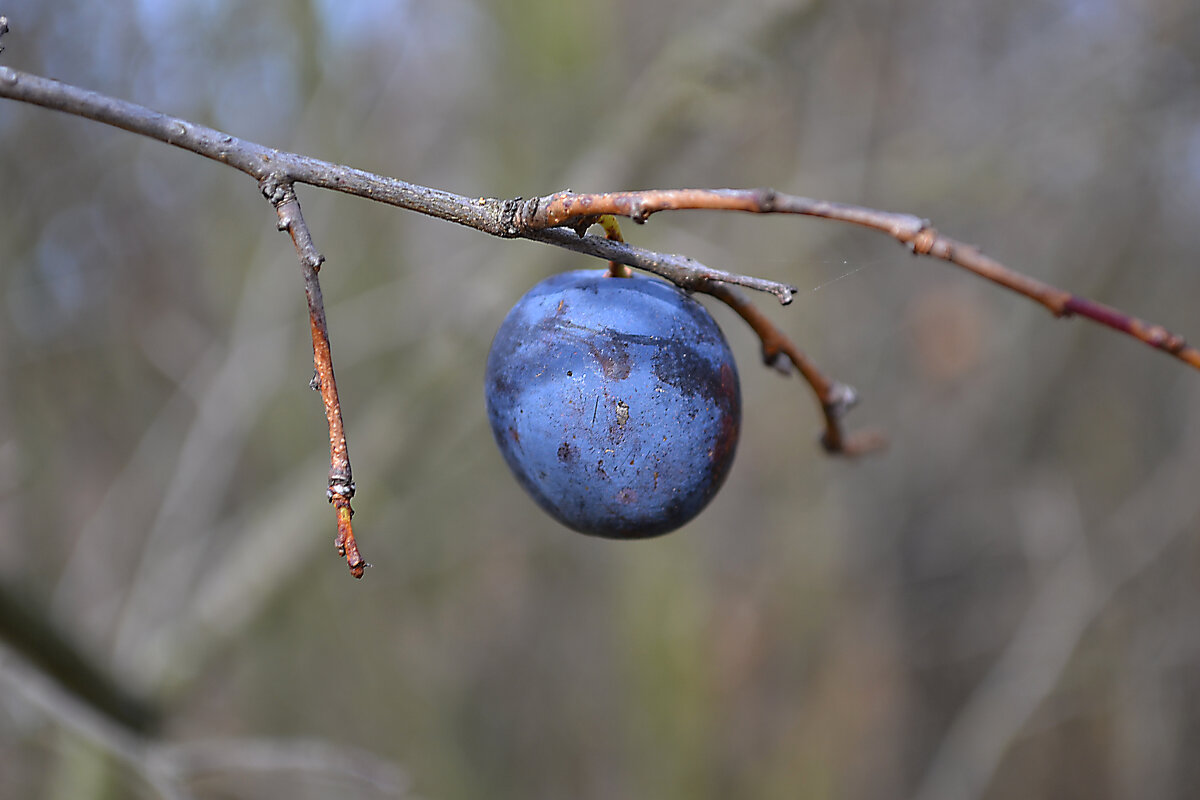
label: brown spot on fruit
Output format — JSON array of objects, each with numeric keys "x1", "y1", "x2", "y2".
[{"x1": 594, "y1": 338, "x2": 631, "y2": 380}]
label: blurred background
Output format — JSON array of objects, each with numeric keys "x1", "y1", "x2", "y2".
[{"x1": 1, "y1": 0, "x2": 1199, "y2": 797}]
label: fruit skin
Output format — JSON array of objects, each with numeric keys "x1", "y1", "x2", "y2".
[{"x1": 485, "y1": 269, "x2": 741, "y2": 538}]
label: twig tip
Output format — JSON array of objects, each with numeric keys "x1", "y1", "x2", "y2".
[{"x1": 821, "y1": 429, "x2": 889, "y2": 457}]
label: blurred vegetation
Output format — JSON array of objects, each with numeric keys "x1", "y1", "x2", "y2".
[{"x1": 2, "y1": 0, "x2": 1200, "y2": 798}]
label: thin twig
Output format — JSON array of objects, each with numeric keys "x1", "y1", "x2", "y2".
[
  {"x1": 267, "y1": 181, "x2": 364, "y2": 578},
  {"x1": 526, "y1": 226, "x2": 796, "y2": 302},
  {"x1": 0, "y1": 641, "x2": 413, "y2": 798},
  {"x1": 0, "y1": 643, "x2": 191, "y2": 800},
  {"x1": 517, "y1": 189, "x2": 1199, "y2": 370},
  {"x1": 159, "y1": 737, "x2": 411, "y2": 796},
  {"x1": 704, "y1": 283, "x2": 888, "y2": 456}
]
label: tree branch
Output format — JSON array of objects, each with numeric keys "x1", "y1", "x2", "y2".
[
  {"x1": 0, "y1": 64, "x2": 1193, "y2": 367},
  {"x1": 2, "y1": 54, "x2": 1196, "y2": 565},
  {"x1": 516, "y1": 189, "x2": 1200, "y2": 370},
  {"x1": 4, "y1": 65, "x2": 1190, "y2": 371},
  {"x1": 0, "y1": 66, "x2": 795, "y2": 303}
]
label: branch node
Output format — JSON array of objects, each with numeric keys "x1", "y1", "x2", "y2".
[
  {"x1": 327, "y1": 474, "x2": 356, "y2": 501},
  {"x1": 500, "y1": 197, "x2": 525, "y2": 237},
  {"x1": 567, "y1": 216, "x2": 589, "y2": 238},
  {"x1": 258, "y1": 175, "x2": 292, "y2": 207},
  {"x1": 910, "y1": 224, "x2": 938, "y2": 255},
  {"x1": 629, "y1": 199, "x2": 650, "y2": 224},
  {"x1": 762, "y1": 346, "x2": 792, "y2": 375},
  {"x1": 823, "y1": 381, "x2": 860, "y2": 420}
]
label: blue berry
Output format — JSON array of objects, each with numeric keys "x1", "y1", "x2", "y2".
[{"x1": 485, "y1": 270, "x2": 741, "y2": 538}]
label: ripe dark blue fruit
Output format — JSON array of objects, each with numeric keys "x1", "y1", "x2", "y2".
[{"x1": 485, "y1": 269, "x2": 741, "y2": 538}]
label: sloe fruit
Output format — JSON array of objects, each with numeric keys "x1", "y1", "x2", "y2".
[{"x1": 485, "y1": 269, "x2": 741, "y2": 538}]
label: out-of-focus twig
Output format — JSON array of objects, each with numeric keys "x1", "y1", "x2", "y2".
[
  {"x1": 0, "y1": 641, "x2": 414, "y2": 798},
  {"x1": 0, "y1": 642, "x2": 190, "y2": 800},
  {"x1": 912, "y1": 387, "x2": 1200, "y2": 800},
  {"x1": 158, "y1": 737, "x2": 411, "y2": 796},
  {"x1": 0, "y1": 579, "x2": 158, "y2": 733}
]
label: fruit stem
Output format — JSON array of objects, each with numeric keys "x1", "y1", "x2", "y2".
[{"x1": 597, "y1": 215, "x2": 632, "y2": 278}]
